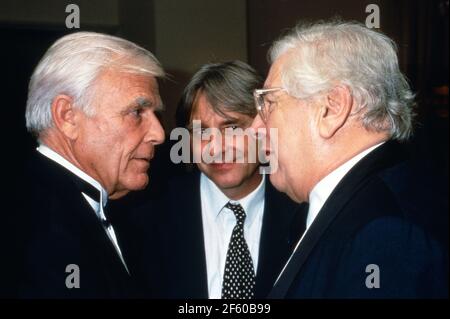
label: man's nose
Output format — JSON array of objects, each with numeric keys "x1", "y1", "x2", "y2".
[
  {"x1": 145, "y1": 114, "x2": 165, "y2": 145},
  {"x1": 208, "y1": 130, "x2": 224, "y2": 157},
  {"x1": 250, "y1": 113, "x2": 265, "y2": 131},
  {"x1": 250, "y1": 114, "x2": 267, "y2": 139}
]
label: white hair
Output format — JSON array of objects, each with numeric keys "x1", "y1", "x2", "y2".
[
  {"x1": 26, "y1": 32, "x2": 165, "y2": 136},
  {"x1": 269, "y1": 21, "x2": 415, "y2": 141}
]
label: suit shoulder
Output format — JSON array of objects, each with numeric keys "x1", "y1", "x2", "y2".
[{"x1": 166, "y1": 171, "x2": 201, "y2": 191}]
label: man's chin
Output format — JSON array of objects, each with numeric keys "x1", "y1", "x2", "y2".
[
  {"x1": 125, "y1": 174, "x2": 149, "y2": 191},
  {"x1": 134, "y1": 178, "x2": 149, "y2": 190},
  {"x1": 207, "y1": 173, "x2": 243, "y2": 190}
]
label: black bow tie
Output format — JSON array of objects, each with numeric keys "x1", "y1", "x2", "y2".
[
  {"x1": 73, "y1": 177, "x2": 101, "y2": 203},
  {"x1": 72, "y1": 177, "x2": 112, "y2": 227}
]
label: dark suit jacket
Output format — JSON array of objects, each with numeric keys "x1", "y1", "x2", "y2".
[
  {"x1": 133, "y1": 171, "x2": 304, "y2": 298},
  {"x1": 269, "y1": 141, "x2": 448, "y2": 299},
  {"x1": 13, "y1": 152, "x2": 133, "y2": 298}
]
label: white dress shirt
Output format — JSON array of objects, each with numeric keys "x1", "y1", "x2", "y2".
[
  {"x1": 200, "y1": 173, "x2": 266, "y2": 299},
  {"x1": 37, "y1": 144, "x2": 129, "y2": 273},
  {"x1": 275, "y1": 142, "x2": 385, "y2": 285}
]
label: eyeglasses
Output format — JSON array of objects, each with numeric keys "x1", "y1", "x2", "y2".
[{"x1": 253, "y1": 87, "x2": 287, "y2": 123}]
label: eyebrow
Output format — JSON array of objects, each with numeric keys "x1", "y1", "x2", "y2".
[
  {"x1": 187, "y1": 117, "x2": 243, "y2": 130},
  {"x1": 220, "y1": 118, "x2": 240, "y2": 126},
  {"x1": 130, "y1": 96, "x2": 165, "y2": 112},
  {"x1": 135, "y1": 97, "x2": 151, "y2": 107}
]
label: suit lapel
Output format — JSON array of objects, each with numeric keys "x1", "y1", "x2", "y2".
[
  {"x1": 77, "y1": 196, "x2": 131, "y2": 278},
  {"x1": 65, "y1": 170, "x2": 131, "y2": 279},
  {"x1": 175, "y1": 172, "x2": 209, "y2": 298},
  {"x1": 269, "y1": 141, "x2": 406, "y2": 298},
  {"x1": 36, "y1": 152, "x2": 131, "y2": 278}
]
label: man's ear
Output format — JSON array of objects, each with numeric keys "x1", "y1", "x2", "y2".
[
  {"x1": 318, "y1": 85, "x2": 353, "y2": 139},
  {"x1": 50, "y1": 95, "x2": 80, "y2": 140}
]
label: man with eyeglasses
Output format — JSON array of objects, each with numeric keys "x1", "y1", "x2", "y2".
[
  {"x1": 134, "y1": 61, "x2": 305, "y2": 299},
  {"x1": 250, "y1": 21, "x2": 448, "y2": 298}
]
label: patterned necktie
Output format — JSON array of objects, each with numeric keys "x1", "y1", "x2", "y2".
[{"x1": 221, "y1": 202, "x2": 256, "y2": 299}]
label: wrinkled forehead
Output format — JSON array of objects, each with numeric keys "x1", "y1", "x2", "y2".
[
  {"x1": 107, "y1": 68, "x2": 159, "y2": 91},
  {"x1": 265, "y1": 51, "x2": 293, "y2": 88},
  {"x1": 89, "y1": 69, "x2": 163, "y2": 110}
]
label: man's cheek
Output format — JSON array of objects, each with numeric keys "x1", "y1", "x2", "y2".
[{"x1": 192, "y1": 143, "x2": 205, "y2": 163}]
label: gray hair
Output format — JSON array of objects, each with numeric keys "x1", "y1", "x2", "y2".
[
  {"x1": 269, "y1": 21, "x2": 415, "y2": 141},
  {"x1": 26, "y1": 31, "x2": 164, "y2": 136},
  {"x1": 176, "y1": 60, "x2": 262, "y2": 128}
]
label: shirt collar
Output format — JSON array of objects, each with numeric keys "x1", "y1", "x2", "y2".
[
  {"x1": 200, "y1": 173, "x2": 266, "y2": 225},
  {"x1": 233, "y1": 176, "x2": 265, "y2": 225},
  {"x1": 37, "y1": 144, "x2": 108, "y2": 208},
  {"x1": 307, "y1": 142, "x2": 385, "y2": 229}
]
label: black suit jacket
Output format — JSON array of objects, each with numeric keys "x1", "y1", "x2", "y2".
[
  {"x1": 13, "y1": 152, "x2": 133, "y2": 298},
  {"x1": 134, "y1": 172, "x2": 304, "y2": 298},
  {"x1": 269, "y1": 141, "x2": 448, "y2": 298}
]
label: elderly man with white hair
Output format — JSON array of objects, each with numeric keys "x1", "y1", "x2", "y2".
[
  {"x1": 17, "y1": 32, "x2": 165, "y2": 298},
  {"x1": 251, "y1": 21, "x2": 448, "y2": 298}
]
